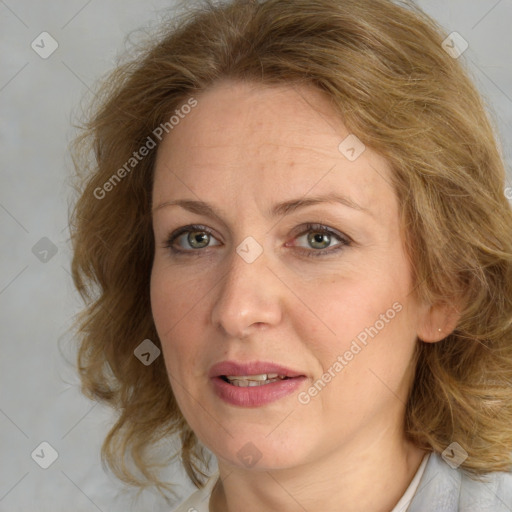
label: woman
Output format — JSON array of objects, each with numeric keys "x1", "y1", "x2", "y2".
[{"x1": 69, "y1": 0, "x2": 512, "y2": 510}]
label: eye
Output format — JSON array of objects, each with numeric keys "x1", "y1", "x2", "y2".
[
  {"x1": 164, "y1": 224, "x2": 221, "y2": 252},
  {"x1": 290, "y1": 223, "x2": 351, "y2": 257},
  {"x1": 163, "y1": 222, "x2": 352, "y2": 257}
]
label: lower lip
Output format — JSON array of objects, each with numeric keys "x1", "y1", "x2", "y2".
[{"x1": 211, "y1": 376, "x2": 307, "y2": 407}]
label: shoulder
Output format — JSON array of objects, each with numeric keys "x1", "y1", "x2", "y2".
[
  {"x1": 171, "y1": 471, "x2": 220, "y2": 512},
  {"x1": 409, "y1": 452, "x2": 512, "y2": 512},
  {"x1": 459, "y1": 460, "x2": 512, "y2": 511}
]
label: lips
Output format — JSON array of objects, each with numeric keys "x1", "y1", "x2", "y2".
[
  {"x1": 208, "y1": 361, "x2": 307, "y2": 407},
  {"x1": 208, "y1": 360, "x2": 305, "y2": 379},
  {"x1": 209, "y1": 361, "x2": 306, "y2": 407}
]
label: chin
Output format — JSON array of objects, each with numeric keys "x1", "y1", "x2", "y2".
[{"x1": 205, "y1": 429, "x2": 311, "y2": 472}]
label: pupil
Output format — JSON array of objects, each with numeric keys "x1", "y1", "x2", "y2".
[
  {"x1": 309, "y1": 231, "x2": 330, "y2": 249},
  {"x1": 189, "y1": 231, "x2": 208, "y2": 248}
]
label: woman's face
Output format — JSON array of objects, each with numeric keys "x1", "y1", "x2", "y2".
[{"x1": 150, "y1": 80, "x2": 430, "y2": 471}]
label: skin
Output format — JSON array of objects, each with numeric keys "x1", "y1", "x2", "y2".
[{"x1": 150, "y1": 80, "x2": 459, "y2": 512}]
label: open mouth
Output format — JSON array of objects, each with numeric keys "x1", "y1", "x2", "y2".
[
  {"x1": 220, "y1": 373, "x2": 291, "y2": 387},
  {"x1": 212, "y1": 369, "x2": 307, "y2": 406}
]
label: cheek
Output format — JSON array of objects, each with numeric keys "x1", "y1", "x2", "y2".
[
  {"x1": 150, "y1": 261, "x2": 203, "y2": 332},
  {"x1": 150, "y1": 269, "x2": 217, "y2": 429},
  {"x1": 294, "y1": 274, "x2": 395, "y2": 341},
  {"x1": 150, "y1": 271, "x2": 175, "y2": 339},
  {"x1": 297, "y1": 262, "x2": 415, "y2": 375},
  {"x1": 150, "y1": 265, "x2": 212, "y2": 378},
  {"x1": 150, "y1": 270, "x2": 187, "y2": 361}
]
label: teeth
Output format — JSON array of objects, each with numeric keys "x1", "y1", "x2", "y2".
[
  {"x1": 224, "y1": 373, "x2": 288, "y2": 386},
  {"x1": 229, "y1": 378, "x2": 279, "y2": 387},
  {"x1": 225, "y1": 373, "x2": 281, "y2": 381}
]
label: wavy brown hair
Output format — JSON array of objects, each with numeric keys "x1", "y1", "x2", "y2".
[{"x1": 69, "y1": 0, "x2": 512, "y2": 498}]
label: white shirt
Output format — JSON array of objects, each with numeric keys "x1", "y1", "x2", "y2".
[{"x1": 172, "y1": 453, "x2": 430, "y2": 512}]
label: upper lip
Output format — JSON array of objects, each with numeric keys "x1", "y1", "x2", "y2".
[{"x1": 209, "y1": 360, "x2": 305, "y2": 378}]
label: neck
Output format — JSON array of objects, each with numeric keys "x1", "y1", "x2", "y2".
[{"x1": 209, "y1": 429, "x2": 427, "y2": 512}]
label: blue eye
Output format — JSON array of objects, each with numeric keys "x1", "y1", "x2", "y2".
[{"x1": 163, "y1": 223, "x2": 351, "y2": 257}]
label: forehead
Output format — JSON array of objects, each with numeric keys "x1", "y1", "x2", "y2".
[
  {"x1": 156, "y1": 80, "x2": 347, "y2": 163},
  {"x1": 152, "y1": 80, "x2": 396, "y2": 218}
]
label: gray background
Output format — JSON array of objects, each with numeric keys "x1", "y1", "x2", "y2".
[{"x1": 0, "y1": 1, "x2": 511, "y2": 511}]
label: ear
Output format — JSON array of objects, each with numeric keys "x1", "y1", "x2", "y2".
[{"x1": 416, "y1": 299, "x2": 462, "y2": 343}]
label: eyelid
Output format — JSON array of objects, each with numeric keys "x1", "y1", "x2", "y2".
[
  {"x1": 163, "y1": 222, "x2": 352, "y2": 255},
  {"x1": 286, "y1": 223, "x2": 352, "y2": 256},
  {"x1": 164, "y1": 224, "x2": 220, "y2": 250},
  {"x1": 289, "y1": 222, "x2": 350, "y2": 244}
]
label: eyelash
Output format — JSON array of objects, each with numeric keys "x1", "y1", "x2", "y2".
[{"x1": 162, "y1": 223, "x2": 352, "y2": 258}]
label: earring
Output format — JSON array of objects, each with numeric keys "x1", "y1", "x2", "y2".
[{"x1": 438, "y1": 328, "x2": 442, "y2": 332}]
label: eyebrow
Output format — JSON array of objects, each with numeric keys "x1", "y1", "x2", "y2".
[{"x1": 152, "y1": 193, "x2": 371, "y2": 220}]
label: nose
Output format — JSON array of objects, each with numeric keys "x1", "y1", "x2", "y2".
[{"x1": 210, "y1": 241, "x2": 283, "y2": 339}]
